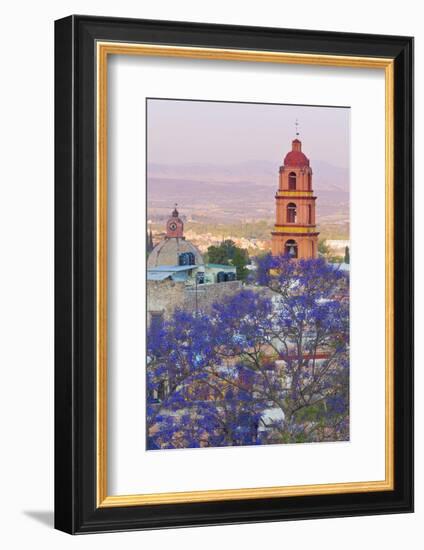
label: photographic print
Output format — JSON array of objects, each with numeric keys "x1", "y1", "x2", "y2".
[{"x1": 146, "y1": 98, "x2": 350, "y2": 451}]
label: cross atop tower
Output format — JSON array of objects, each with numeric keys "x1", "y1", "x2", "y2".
[{"x1": 295, "y1": 118, "x2": 300, "y2": 137}]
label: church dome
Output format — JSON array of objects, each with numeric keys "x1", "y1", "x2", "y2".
[
  {"x1": 147, "y1": 206, "x2": 204, "y2": 268},
  {"x1": 284, "y1": 138, "x2": 310, "y2": 167},
  {"x1": 147, "y1": 238, "x2": 204, "y2": 268}
]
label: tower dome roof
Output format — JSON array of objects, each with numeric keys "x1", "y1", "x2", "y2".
[{"x1": 284, "y1": 138, "x2": 310, "y2": 167}]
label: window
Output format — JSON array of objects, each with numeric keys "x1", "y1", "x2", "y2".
[
  {"x1": 288, "y1": 172, "x2": 296, "y2": 190},
  {"x1": 287, "y1": 202, "x2": 297, "y2": 223},
  {"x1": 179, "y1": 251, "x2": 195, "y2": 266},
  {"x1": 308, "y1": 204, "x2": 312, "y2": 224}
]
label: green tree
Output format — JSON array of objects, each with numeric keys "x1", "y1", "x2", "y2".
[
  {"x1": 207, "y1": 240, "x2": 249, "y2": 281},
  {"x1": 221, "y1": 239, "x2": 238, "y2": 260},
  {"x1": 344, "y1": 246, "x2": 350, "y2": 264},
  {"x1": 207, "y1": 245, "x2": 227, "y2": 265},
  {"x1": 318, "y1": 239, "x2": 330, "y2": 257},
  {"x1": 232, "y1": 248, "x2": 249, "y2": 281}
]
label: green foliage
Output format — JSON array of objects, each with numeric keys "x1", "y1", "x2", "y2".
[
  {"x1": 344, "y1": 246, "x2": 350, "y2": 264},
  {"x1": 232, "y1": 248, "x2": 249, "y2": 281},
  {"x1": 328, "y1": 256, "x2": 344, "y2": 264},
  {"x1": 206, "y1": 244, "x2": 228, "y2": 265},
  {"x1": 207, "y1": 239, "x2": 249, "y2": 281},
  {"x1": 295, "y1": 402, "x2": 326, "y2": 422},
  {"x1": 318, "y1": 239, "x2": 330, "y2": 256}
]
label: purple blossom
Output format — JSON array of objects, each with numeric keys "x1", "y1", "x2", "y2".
[{"x1": 147, "y1": 255, "x2": 349, "y2": 449}]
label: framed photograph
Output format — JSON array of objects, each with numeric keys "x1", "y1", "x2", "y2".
[{"x1": 54, "y1": 15, "x2": 413, "y2": 534}]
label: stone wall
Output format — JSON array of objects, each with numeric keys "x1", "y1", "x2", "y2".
[
  {"x1": 147, "y1": 279, "x2": 242, "y2": 324},
  {"x1": 183, "y1": 280, "x2": 241, "y2": 312},
  {"x1": 147, "y1": 279, "x2": 186, "y2": 323}
]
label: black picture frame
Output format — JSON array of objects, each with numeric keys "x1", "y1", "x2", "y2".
[{"x1": 55, "y1": 15, "x2": 414, "y2": 534}]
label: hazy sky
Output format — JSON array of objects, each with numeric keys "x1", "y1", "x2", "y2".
[{"x1": 147, "y1": 99, "x2": 350, "y2": 169}]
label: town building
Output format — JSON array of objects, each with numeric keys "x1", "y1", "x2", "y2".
[
  {"x1": 271, "y1": 137, "x2": 319, "y2": 259},
  {"x1": 147, "y1": 207, "x2": 239, "y2": 324}
]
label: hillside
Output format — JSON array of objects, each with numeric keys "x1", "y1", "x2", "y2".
[{"x1": 147, "y1": 160, "x2": 349, "y2": 229}]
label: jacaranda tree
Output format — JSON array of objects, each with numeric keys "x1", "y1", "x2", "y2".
[
  {"x1": 253, "y1": 254, "x2": 350, "y2": 442},
  {"x1": 147, "y1": 254, "x2": 349, "y2": 449}
]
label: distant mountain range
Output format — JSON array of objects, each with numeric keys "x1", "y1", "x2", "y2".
[{"x1": 147, "y1": 160, "x2": 349, "y2": 224}]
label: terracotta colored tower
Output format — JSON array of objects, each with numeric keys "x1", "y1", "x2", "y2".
[
  {"x1": 165, "y1": 205, "x2": 184, "y2": 239},
  {"x1": 271, "y1": 138, "x2": 319, "y2": 259}
]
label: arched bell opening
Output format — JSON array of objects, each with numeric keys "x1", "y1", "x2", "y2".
[
  {"x1": 285, "y1": 239, "x2": 298, "y2": 258},
  {"x1": 288, "y1": 172, "x2": 297, "y2": 190},
  {"x1": 287, "y1": 202, "x2": 297, "y2": 223}
]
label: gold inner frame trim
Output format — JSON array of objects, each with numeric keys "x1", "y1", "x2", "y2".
[{"x1": 96, "y1": 41, "x2": 395, "y2": 508}]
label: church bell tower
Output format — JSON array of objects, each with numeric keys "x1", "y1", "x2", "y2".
[
  {"x1": 165, "y1": 205, "x2": 184, "y2": 239},
  {"x1": 271, "y1": 136, "x2": 319, "y2": 259}
]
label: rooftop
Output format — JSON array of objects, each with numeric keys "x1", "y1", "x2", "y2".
[
  {"x1": 206, "y1": 263, "x2": 235, "y2": 269},
  {"x1": 147, "y1": 264, "x2": 199, "y2": 272}
]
